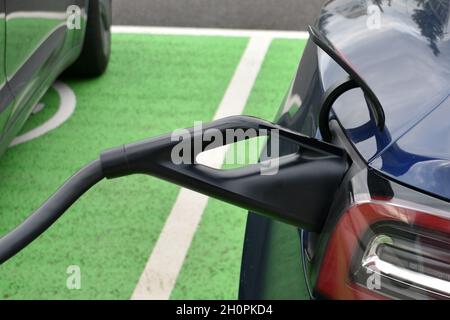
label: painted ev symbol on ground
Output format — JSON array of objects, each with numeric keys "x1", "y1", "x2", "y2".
[{"x1": 10, "y1": 81, "x2": 77, "y2": 147}]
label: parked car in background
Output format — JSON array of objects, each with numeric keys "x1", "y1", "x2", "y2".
[
  {"x1": 240, "y1": 0, "x2": 450, "y2": 300},
  {"x1": 0, "y1": 0, "x2": 111, "y2": 157}
]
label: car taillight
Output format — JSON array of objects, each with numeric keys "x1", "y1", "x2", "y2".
[{"x1": 316, "y1": 198, "x2": 450, "y2": 300}]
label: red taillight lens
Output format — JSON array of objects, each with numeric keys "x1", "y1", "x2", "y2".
[{"x1": 316, "y1": 199, "x2": 450, "y2": 300}]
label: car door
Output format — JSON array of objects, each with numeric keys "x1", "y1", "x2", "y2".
[{"x1": 3, "y1": 0, "x2": 75, "y2": 133}]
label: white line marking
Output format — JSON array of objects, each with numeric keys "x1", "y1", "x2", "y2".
[
  {"x1": 112, "y1": 25, "x2": 309, "y2": 40},
  {"x1": 10, "y1": 81, "x2": 76, "y2": 147},
  {"x1": 131, "y1": 36, "x2": 273, "y2": 300}
]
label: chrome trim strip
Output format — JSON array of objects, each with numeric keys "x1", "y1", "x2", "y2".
[{"x1": 363, "y1": 235, "x2": 450, "y2": 297}]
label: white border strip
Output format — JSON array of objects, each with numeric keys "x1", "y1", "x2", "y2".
[
  {"x1": 112, "y1": 25, "x2": 309, "y2": 40},
  {"x1": 131, "y1": 36, "x2": 274, "y2": 300}
]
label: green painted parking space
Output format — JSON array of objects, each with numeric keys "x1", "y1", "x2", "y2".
[
  {"x1": 0, "y1": 33, "x2": 306, "y2": 299},
  {"x1": 171, "y1": 39, "x2": 306, "y2": 300}
]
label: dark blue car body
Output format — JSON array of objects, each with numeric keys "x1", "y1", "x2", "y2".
[{"x1": 240, "y1": 0, "x2": 450, "y2": 300}]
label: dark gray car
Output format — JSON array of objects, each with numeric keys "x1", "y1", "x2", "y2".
[{"x1": 0, "y1": 0, "x2": 111, "y2": 157}]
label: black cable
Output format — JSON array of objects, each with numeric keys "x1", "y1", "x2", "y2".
[
  {"x1": 0, "y1": 159, "x2": 104, "y2": 265},
  {"x1": 0, "y1": 116, "x2": 347, "y2": 266}
]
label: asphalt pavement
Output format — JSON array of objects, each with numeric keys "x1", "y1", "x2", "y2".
[{"x1": 112, "y1": 0, "x2": 326, "y2": 31}]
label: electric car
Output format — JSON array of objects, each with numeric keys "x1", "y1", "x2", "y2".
[
  {"x1": 0, "y1": 0, "x2": 112, "y2": 157},
  {"x1": 239, "y1": 0, "x2": 450, "y2": 300},
  {"x1": 0, "y1": 0, "x2": 448, "y2": 301}
]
